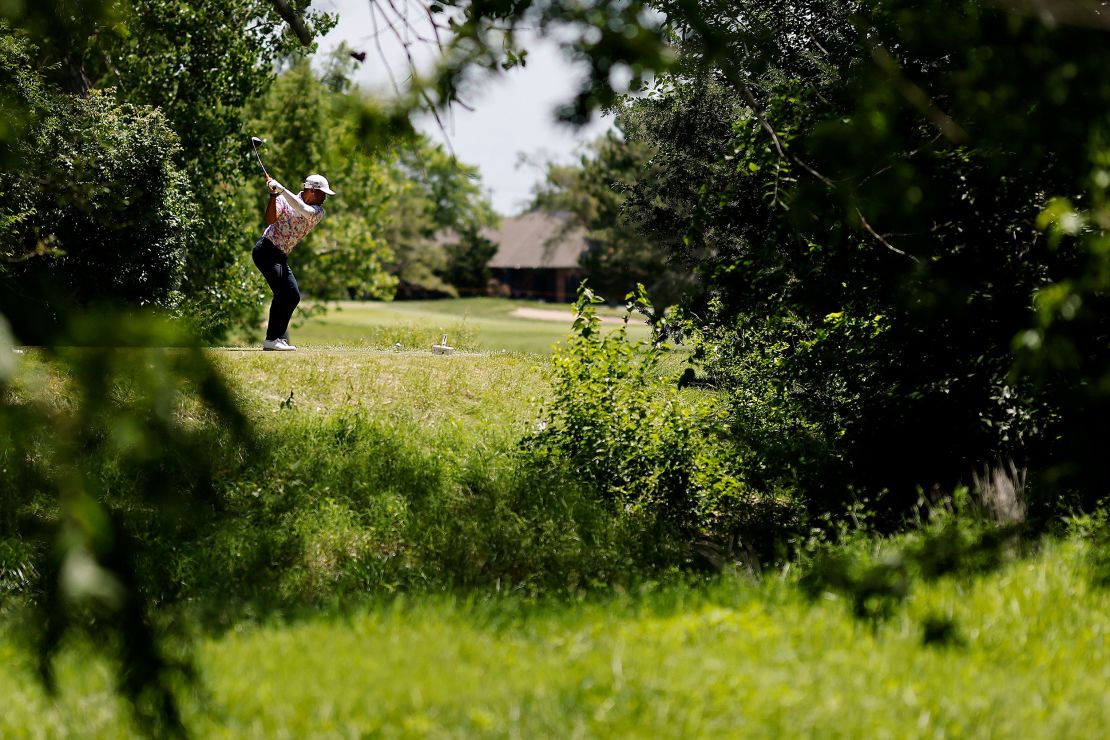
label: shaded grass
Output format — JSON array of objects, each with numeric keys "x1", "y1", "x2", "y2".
[
  {"x1": 3, "y1": 349, "x2": 681, "y2": 624},
  {"x1": 3, "y1": 537, "x2": 1110, "y2": 737}
]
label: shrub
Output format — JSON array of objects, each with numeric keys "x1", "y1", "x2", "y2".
[
  {"x1": 0, "y1": 29, "x2": 197, "y2": 341},
  {"x1": 525, "y1": 283, "x2": 796, "y2": 562}
]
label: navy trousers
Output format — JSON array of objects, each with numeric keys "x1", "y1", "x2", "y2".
[{"x1": 252, "y1": 237, "x2": 300, "y2": 341}]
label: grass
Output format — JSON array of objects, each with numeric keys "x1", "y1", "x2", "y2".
[
  {"x1": 4, "y1": 327, "x2": 1110, "y2": 736},
  {"x1": 210, "y1": 347, "x2": 551, "y2": 435},
  {"x1": 3, "y1": 537, "x2": 1110, "y2": 736},
  {"x1": 282, "y1": 298, "x2": 653, "y2": 355}
]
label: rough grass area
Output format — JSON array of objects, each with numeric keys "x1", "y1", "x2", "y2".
[
  {"x1": 212, "y1": 347, "x2": 552, "y2": 434},
  {"x1": 279, "y1": 298, "x2": 652, "y2": 354},
  {"x1": 4, "y1": 344, "x2": 1107, "y2": 737},
  {"x1": 3, "y1": 348, "x2": 681, "y2": 624},
  {"x1": 3, "y1": 538, "x2": 1109, "y2": 737}
]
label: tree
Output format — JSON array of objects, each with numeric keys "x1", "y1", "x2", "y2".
[
  {"x1": 531, "y1": 130, "x2": 690, "y2": 307},
  {"x1": 612, "y1": 1, "x2": 1110, "y2": 515},
  {"x1": 0, "y1": 29, "x2": 197, "y2": 340},
  {"x1": 383, "y1": 137, "x2": 498, "y2": 297},
  {"x1": 2, "y1": 1, "x2": 338, "y2": 337}
]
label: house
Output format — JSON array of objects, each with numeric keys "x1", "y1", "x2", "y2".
[{"x1": 485, "y1": 211, "x2": 589, "y2": 303}]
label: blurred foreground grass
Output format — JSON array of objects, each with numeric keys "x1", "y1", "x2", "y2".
[{"x1": 3, "y1": 537, "x2": 1109, "y2": 737}]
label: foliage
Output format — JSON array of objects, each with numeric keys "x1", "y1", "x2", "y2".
[
  {"x1": 0, "y1": 311, "x2": 249, "y2": 734},
  {"x1": 531, "y1": 130, "x2": 690, "y2": 308},
  {"x1": 367, "y1": 0, "x2": 677, "y2": 125},
  {"x1": 525, "y1": 283, "x2": 792, "y2": 558},
  {"x1": 317, "y1": 0, "x2": 1110, "y2": 520},
  {"x1": 0, "y1": 2, "x2": 337, "y2": 338},
  {"x1": 608, "y1": 2, "x2": 1110, "y2": 516},
  {"x1": 0, "y1": 31, "x2": 197, "y2": 340}
]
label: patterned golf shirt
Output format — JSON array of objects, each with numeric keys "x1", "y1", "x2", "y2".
[{"x1": 262, "y1": 194, "x2": 325, "y2": 255}]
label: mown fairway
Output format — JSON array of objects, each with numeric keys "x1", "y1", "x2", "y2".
[{"x1": 285, "y1": 298, "x2": 653, "y2": 355}]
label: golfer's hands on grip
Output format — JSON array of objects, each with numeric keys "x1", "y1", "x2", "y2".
[{"x1": 266, "y1": 177, "x2": 282, "y2": 195}]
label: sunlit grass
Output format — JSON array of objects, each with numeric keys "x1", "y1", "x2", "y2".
[
  {"x1": 279, "y1": 298, "x2": 653, "y2": 355},
  {"x1": 211, "y1": 348, "x2": 552, "y2": 438},
  {"x1": 4, "y1": 538, "x2": 1109, "y2": 737}
]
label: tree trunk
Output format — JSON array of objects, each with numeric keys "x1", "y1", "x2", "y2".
[{"x1": 60, "y1": 52, "x2": 91, "y2": 96}]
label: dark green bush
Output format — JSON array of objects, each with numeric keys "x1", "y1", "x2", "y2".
[
  {"x1": 618, "y1": 3, "x2": 1110, "y2": 517},
  {"x1": 0, "y1": 30, "x2": 197, "y2": 340}
]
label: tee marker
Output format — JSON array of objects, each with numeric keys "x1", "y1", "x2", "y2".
[{"x1": 432, "y1": 334, "x2": 454, "y2": 355}]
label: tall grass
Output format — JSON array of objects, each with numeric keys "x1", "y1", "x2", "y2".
[
  {"x1": 4, "y1": 536, "x2": 1110, "y2": 736},
  {"x1": 149, "y1": 410, "x2": 668, "y2": 622},
  {"x1": 6, "y1": 340, "x2": 1110, "y2": 737},
  {"x1": 1, "y1": 349, "x2": 694, "y2": 624}
]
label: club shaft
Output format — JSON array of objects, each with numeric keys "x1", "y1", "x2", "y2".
[{"x1": 251, "y1": 141, "x2": 269, "y2": 178}]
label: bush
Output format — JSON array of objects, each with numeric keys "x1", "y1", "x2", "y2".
[
  {"x1": 0, "y1": 32, "x2": 197, "y2": 340},
  {"x1": 525, "y1": 284, "x2": 796, "y2": 562}
]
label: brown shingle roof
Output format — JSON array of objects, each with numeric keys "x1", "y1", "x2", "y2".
[{"x1": 485, "y1": 211, "x2": 589, "y2": 270}]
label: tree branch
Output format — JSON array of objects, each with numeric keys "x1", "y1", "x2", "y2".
[
  {"x1": 268, "y1": 0, "x2": 314, "y2": 46},
  {"x1": 855, "y1": 208, "x2": 920, "y2": 262},
  {"x1": 866, "y1": 42, "x2": 969, "y2": 144}
]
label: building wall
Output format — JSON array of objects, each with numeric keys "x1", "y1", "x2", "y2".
[{"x1": 491, "y1": 268, "x2": 584, "y2": 302}]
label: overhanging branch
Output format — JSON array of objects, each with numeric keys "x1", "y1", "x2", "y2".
[{"x1": 268, "y1": 0, "x2": 314, "y2": 46}]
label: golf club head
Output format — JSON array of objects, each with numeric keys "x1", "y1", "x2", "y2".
[{"x1": 250, "y1": 137, "x2": 270, "y2": 178}]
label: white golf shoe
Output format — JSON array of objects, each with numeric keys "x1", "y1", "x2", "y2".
[{"x1": 263, "y1": 338, "x2": 297, "y2": 351}]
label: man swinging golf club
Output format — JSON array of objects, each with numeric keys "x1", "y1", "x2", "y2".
[{"x1": 252, "y1": 167, "x2": 336, "y2": 351}]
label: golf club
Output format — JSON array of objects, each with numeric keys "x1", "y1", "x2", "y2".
[{"x1": 250, "y1": 136, "x2": 270, "y2": 179}]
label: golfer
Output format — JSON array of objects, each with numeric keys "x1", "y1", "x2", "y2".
[{"x1": 252, "y1": 173, "x2": 336, "y2": 351}]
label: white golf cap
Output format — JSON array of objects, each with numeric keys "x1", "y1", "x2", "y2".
[{"x1": 304, "y1": 174, "x2": 336, "y2": 196}]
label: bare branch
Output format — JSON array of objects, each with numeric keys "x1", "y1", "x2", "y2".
[
  {"x1": 866, "y1": 42, "x2": 969, "y2": 144},
  {"x1": 855, "y1": 208, "x2": 920, "y2": 262},
  {"x1": 369, "y1": 1, "x2": 403, "y2": 96},
  {"x1": 858, "y1": 132, "x2": 945, "y2": 187}
]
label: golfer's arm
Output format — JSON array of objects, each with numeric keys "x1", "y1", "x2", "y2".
[
  {"x1": 275, "y1": 185, "x2": 318, "y2": 217},
  {"x1": 265, "y1": 194, "x2": 278, "y2": 225}
]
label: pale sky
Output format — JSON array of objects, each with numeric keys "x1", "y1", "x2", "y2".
[{"x1": 313, "y1": 0, "x2": 614, "y2": 215}]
